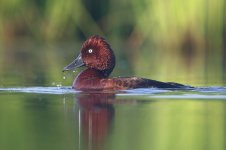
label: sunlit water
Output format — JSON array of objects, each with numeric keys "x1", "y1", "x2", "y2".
[{"x1": 0, "y1": 86, "x2": 226, "y2": 150}]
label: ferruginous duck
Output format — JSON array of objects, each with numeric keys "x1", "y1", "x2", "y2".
[{"x1": 63, "y1": 35, "x2": 190, "y2": 90}]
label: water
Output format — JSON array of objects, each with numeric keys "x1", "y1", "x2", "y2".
[{"x1": 0, "y1": 87, "x2": 226, "y2": 150}]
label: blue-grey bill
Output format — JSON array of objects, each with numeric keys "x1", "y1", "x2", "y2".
[{"x1": 63, "y1": 53, "x2": 84, "y2": 71}]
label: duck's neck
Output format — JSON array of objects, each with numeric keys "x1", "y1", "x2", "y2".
[
  {"x1": 76, "y1": 68, "x2": 112, "y2": 80},
  {"x1": 100, "y1": 69, "x2": 113, "y2": 78}
]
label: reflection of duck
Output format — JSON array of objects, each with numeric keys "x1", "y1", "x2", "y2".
[
  {"x1": 64, "y1": 35, "x2": 190, "y2": 90},
  {"x1": 77, "y1": 93, "x2": 115, "y2": 150}
]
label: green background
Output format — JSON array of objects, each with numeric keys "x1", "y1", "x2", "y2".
[{"x1": 0, "y1": 0, "x2": 225, "y2": 86}]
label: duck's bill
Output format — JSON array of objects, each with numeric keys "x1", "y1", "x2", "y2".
[{"x1": 63, "y1": 53, "x2": 84, "y2": 71}]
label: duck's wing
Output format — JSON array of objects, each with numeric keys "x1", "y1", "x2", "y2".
[{"x1": 111, "y1": 77, "x2": 192, "y2": 89}]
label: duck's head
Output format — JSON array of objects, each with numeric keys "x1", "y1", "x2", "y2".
[{"x1": 63, "y1": 35, "x2": 115, "y2": 77}]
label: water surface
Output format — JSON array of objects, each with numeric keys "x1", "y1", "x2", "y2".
[{"x1": 0, "y1": 87, "x2": 226, "y2": 150}]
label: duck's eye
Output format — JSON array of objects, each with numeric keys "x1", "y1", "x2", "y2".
[{"x1": 88, "y1": 49, "x2": 93, "y2": 54}]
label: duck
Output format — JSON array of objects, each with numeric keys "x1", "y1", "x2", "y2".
[{"x1": 63, "y1": 35, "x2": 190, "y2": 91}]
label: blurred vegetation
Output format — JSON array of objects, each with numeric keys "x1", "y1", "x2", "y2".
[{"x1": 0, "y1": 0, "x2": 225, "y2": 86}]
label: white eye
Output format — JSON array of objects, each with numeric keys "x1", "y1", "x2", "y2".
[{"x1": 88, "y1": 49, "x2": 93, "y2": 53}]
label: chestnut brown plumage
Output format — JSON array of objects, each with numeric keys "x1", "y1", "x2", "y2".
[{"x1": 63, "y1": 35, "x2": 191, "y2": 91}]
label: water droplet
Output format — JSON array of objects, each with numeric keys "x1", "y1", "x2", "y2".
[{"x1": 63, "y1": 76, "x2": 66, "y2": 80}]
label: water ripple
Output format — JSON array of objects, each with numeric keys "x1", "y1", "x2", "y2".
[
  {"x1": 0, "y1": 86, "x2": 225, "y2": 99},
  {"x1": 0, "y1": 86, "x2": 78, "y2": 94}
]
